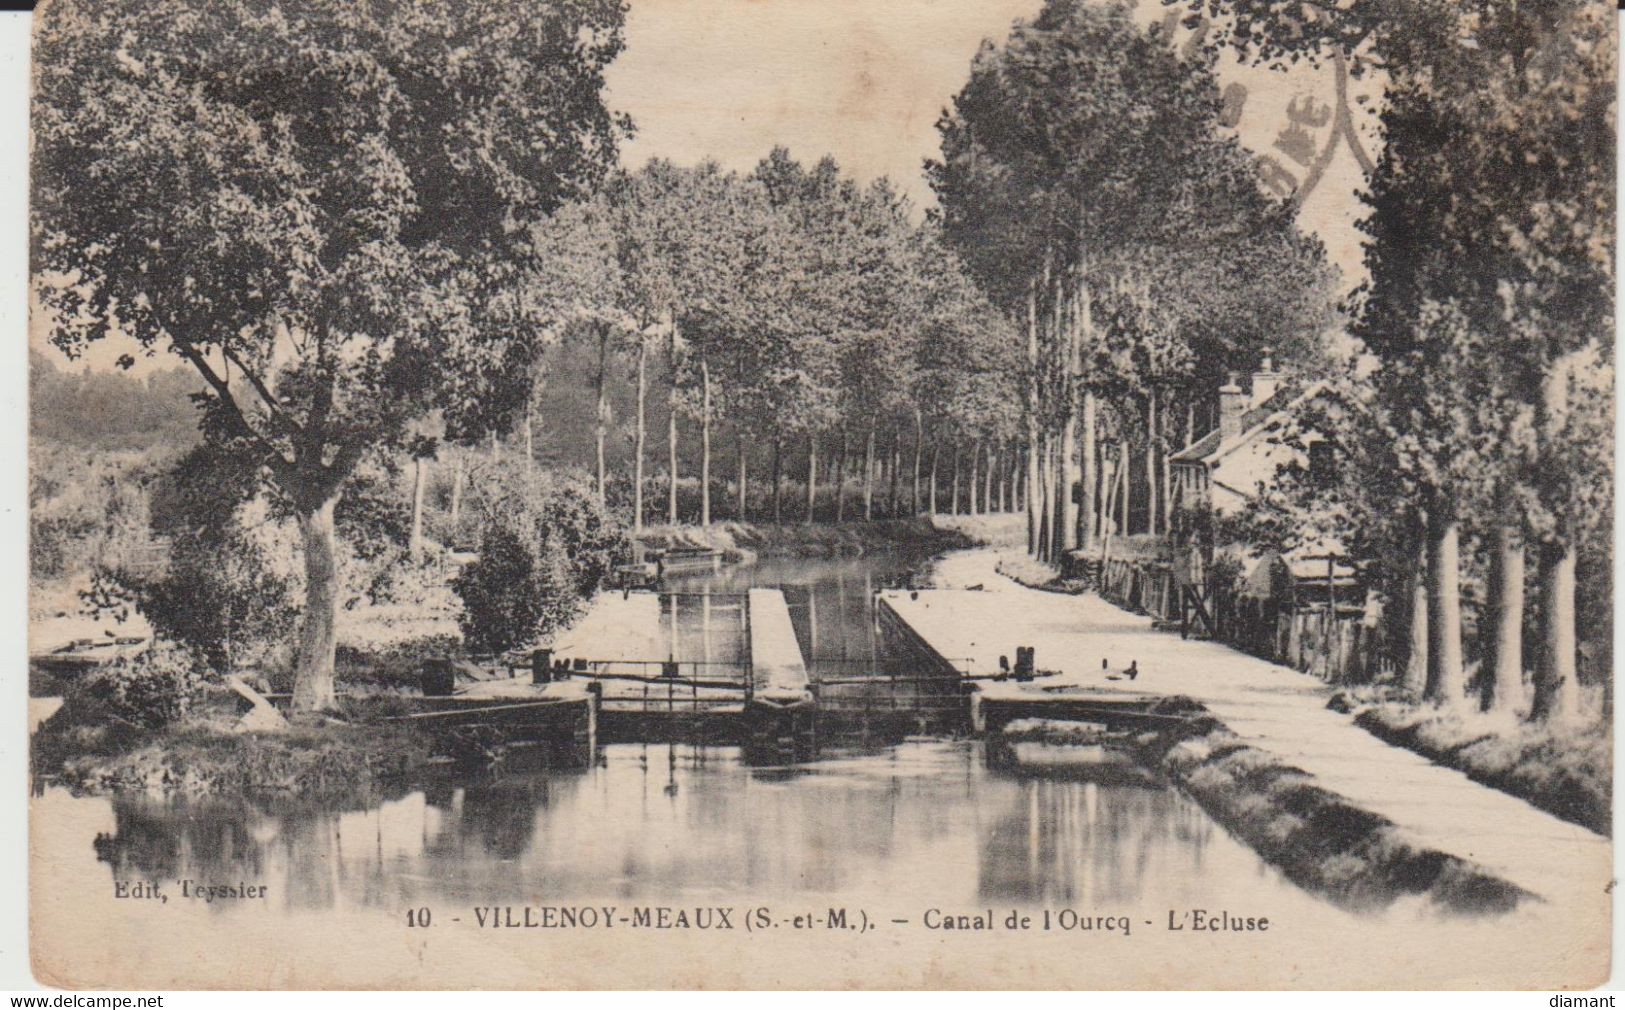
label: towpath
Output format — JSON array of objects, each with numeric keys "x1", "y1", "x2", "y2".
[{"x1": 881, "y1": 547, "x2": 1610, "y2": 912}]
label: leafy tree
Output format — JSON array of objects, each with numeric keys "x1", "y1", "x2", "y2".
[
  {"x1": 531, "y1": 195, "x2": 638, "y2": 507},
  {"x1": 1191, "y1": 0, "x2": 1613, "y2": 717},
  {"x1": 931, "y1": 0, "x2": 1334, "y2": 557},
  {"x1": 33, "y1": 0, "x2": 629, "y2": 709}
]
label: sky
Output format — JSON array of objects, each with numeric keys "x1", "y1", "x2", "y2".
[
  {"x1": 605, "y1": 0, "x2": 1377, "y2": 289},
  {"x1": 35, "y1": 0, "x2": 1379, "y2": 376},
  {"x1": 603, "y1": 0, "x2": 1043, "y2": 214}
]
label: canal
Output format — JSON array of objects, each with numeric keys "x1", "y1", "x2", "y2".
[
  {"x1": 36, "y1": 548, "x2": 1371, "y2": 931},
  {"x1": 44, "y1": 738, "x2": 1361, "y2": 920}
]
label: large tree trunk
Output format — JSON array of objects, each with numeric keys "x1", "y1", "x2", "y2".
[
  {"x1": 912, "y1": 410, "x2": 923, "y2": 516},
  {"x1": 736, "y1": 430, "x2": 748, "y2": 521},
  {"x1": 1025, "y1": 276, "x2": 1041, "y2": 554},
  {"x1": 984, "y1": 444, "x2": 996, "y2": 516},
  {"x1": 835, "y1": 430, "x2": 847, "y2": 523},
  {"x1": 1403, "y1": 531, "x2": 1429, "y2": 696},
  {"x1": 988, "y1": 444, "x2": 1001, "y2": 513},
  {"x1": 929, "y1": 441, "x2": 940, "y2": 515},
  {"x1": 950, "y1": 442, "x2": 962, "y2": 516},
  {"x1": 991, "y1": 444, "x2": 1002, "y2": 513},
  {"x1": 1081, "y1": 393, "x2": 1097, "y2": 550},
  {"x1": 889, "y1": 430, "x2": 902, "y2": 518},
  {"x1": 1424, "y1": 502, "x2": 1466, "y2": 705},
  {"x1": 1014, "y1": 446, "x2": 1024, "y2": 513},
  {"x1": 805, "y1": 433, "x2": 818, "y2": 525},
  {"x1": 595, "y1": 327, "x2": 610, "y2": 507},
  {"x1": 1160, "y1": 397, "x2": 1173, "y2": 533},
  {"x1": 667, "y1": 325, "x2": 680, "y2": 526},
  {"x1": 772, "y1": 435, "x2": 783, "y2": 523},
  {"x1": 1040, "y1": 435, "x2": 1053, "y2": 561},
  {"x1": 1145, "y1": 391, "x2": 1158, "y2": 536},
  {"x1": 1532, "y1": 360, "x2": 1580, "y2": 724},
  {"x1": 292, "y1": 494, "x2": 340, "y2": 712},
  {"x1": 700, "y1": 359, "x2": 712, "y2": 527},
  {"x1": 1483, "y1": 521, "x2": 1525, "y2": 714},
  {"x1": 449, "y1": 453, "x2": 464, "y2": 530},
  {"x1": 1059, "y1": 413, "x2": 1079, "y2": 553},
  {"x1": 1119, "y1": 436, "x2": 1132, "y2": 538},
  {"x1": 1532, "y1": 536, "x2": 1579, "y2": 722},
  {"x1": 634, "y1": 340, "x2": 647, "y2": 533},
  {"x1": 1053, "y1": 440, "x2": 1068, "y2": 556},
  {"x1": 409, "y1": 455, "x2": 427, "y2": 563},
  {"x1": 1099, "y1": 451, "x2": 1126, "y2": 566},
  {"x1": 969, "y1": 440, "x2": 980, "y2": 516},
  {"x1": 863, "y1": 426, "x2": 876, "y2": 521}
]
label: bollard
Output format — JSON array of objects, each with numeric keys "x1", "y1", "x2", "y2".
[
  {"x1": 420, "y1": 658, "x2": 456, "y2": 697},
  {"x1": 531, "y1": 648, "x2": 553, "y2": 686},
  {"x1": 1014, "y1": 646, "x2": 1034, "y2": 681}
]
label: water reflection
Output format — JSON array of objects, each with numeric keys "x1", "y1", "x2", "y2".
[
  {"x1": 662, "y1": 552, "x2": 932, "y2": 678},
  {"x1": 66, "y1": 552, "x2": 1361, "y2": 932},
  {"x1": 79, "y1": 741, "x2": 1333, "y2": 918}
]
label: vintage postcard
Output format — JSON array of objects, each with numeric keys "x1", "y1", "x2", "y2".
[{"x1": 26, "y1": 0, "x2": 1614, "y2": 990}]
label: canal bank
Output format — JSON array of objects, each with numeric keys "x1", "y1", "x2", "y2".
[
  {"x1": 881, "y1": 548, "x2": 1612, "y2": 920},
  {"x1": 635, "y1": 515, "x2": 990, "y2": 564},
  {"x1": 29, "y1": 537, "x2": 1612, "y2": 988}
]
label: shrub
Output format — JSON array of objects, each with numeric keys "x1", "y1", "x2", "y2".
[
  {"x1": 450, "y1": 465, "x2": 628, "y2": 654},
  {"x1": 535, "y1": 479, "x2": 626, "y2": 595},
  {"x1": 100, "y1": 445, "x2": 301, "y2": 674},
  {"x1": 69, "y1": 642, "x2": 205, "y2": 730},
  {"x1": 452, "y1": 524, "x2": 580, "y2": 654}
]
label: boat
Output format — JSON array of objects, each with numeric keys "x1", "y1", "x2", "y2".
[{"x1": 651, "y1": 545, "x2": 725, "y2": 574}]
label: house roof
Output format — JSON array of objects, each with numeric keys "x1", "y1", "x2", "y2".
[{"x1": 1168, "y1": 381, "x2": 1327, "y2": 466}]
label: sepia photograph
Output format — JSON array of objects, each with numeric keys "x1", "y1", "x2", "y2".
[{"x1": 23, "y1": 0, "x2": 1617, "y2": 990}]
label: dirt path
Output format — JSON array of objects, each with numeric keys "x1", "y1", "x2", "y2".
[{"x1": 884, "y1": 547, "x2": 1610, "y2": 914}]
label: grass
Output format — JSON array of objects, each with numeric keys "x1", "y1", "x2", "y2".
[
  {"x1": 33, "y1": 683, "x2": 439, "y2": 805},
  {"x1": 1152, "y1": 721, "x2": 1535, "y2": 915},
  {"x1": 637, "y1": 515, "x2": 990, "y2": 561},
  {"x1": 995, "y1": 553, "x2": 1090, "y2": 594},
  {"x1": 1336, "y1": 692, "x2": 1612, "y2": 836},
  {"x1": 926, "y1": 511, "x2": 1026, "y2": 549},
  {"x1": 992, "y1": 695, "x2": 1535, "y2": 915}
]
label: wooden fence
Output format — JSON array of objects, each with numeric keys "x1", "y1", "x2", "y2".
[{"x1": 1096, "y1": 556, "x2": 1393, "y2": 685}]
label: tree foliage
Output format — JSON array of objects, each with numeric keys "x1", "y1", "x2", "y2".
[{"x1": 33, "y1": 0, "x2": 630, "y2": 707}]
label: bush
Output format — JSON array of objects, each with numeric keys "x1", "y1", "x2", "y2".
[
  {"x1": 452, "y1": 525, "x2": 580, "y2": 654},
  {"x1": 450, "y1": 465, "x2": 629, "y2": 654},
  {"x1": 535, "y1": 479, "x2": 626, "y2": 595},
  {"x1": 68, "y1": 643, "x2": 205, "y2": 730}
]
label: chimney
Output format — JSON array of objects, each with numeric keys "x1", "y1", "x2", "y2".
[
  {"x1": 1218, "y1": 372, "x2": 1247, "y2": 440},
  {"x1": 1250, "y1": 348, "x2": 1280, "y2": 408}
]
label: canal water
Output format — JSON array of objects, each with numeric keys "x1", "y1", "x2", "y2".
[
  {"x1": 34, "y1": 549, "x2": 1371, "y2": 934},
  {"x1": 42, "y1": 739, "x2": 1357, "y2": 920},
  {"x1": 658, "y1": 549, "x2": 934, "y2": 678}
]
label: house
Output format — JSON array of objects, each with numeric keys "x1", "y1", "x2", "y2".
[{"x1": 1168, "y1": 354, "x2": 1331, "y2": 516}]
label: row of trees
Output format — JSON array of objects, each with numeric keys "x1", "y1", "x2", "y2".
[
  {"x1": 1202, "y1": 0, "x2": 1614, "y2": 722},
  {"x1": 32, "y1": 1, "x2": 1024, "y2": 711},
  {"x1": 928, "y1": 0, "x2": 1338, "y2": 565},
  {"x1": 510, "y1": 152, "x2": 1023, "y2": 534}
]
